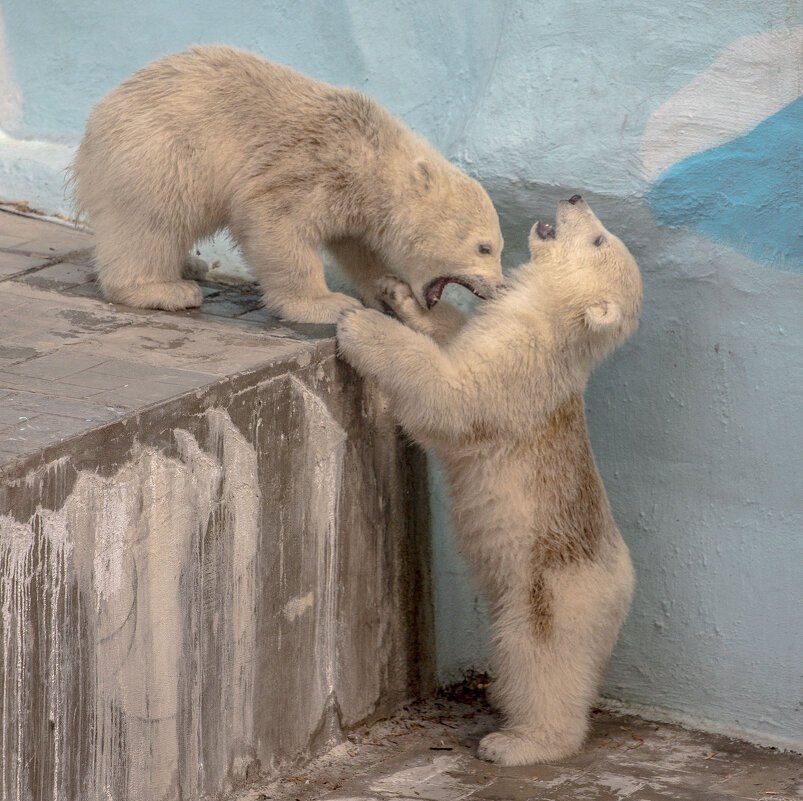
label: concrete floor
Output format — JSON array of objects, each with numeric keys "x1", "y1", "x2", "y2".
[{"x1": 237, "y1": 685, "x2": 802, "y2": 801}]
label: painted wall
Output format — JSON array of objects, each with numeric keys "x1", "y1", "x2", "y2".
[{"x1": 0, "y1": 1, "x2": 800, "y2": 747}]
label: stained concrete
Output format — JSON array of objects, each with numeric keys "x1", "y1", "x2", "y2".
[
  {"x1": 0, "y1": 209, "x2": 435, "y2": 800},
  {"x1": 234, "y1": 688, "x2": 803, "y2": 801}
]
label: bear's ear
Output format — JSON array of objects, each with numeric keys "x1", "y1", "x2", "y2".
[
  {"x1": 584, "y1": 300, "x2": 622, "y2": 332},
  {"x1": 410, "y1": 158, "x2": 435, "y2": 193}
]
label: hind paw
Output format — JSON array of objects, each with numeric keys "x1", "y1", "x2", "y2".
[{"x1": 478, "y1": 728, "x2": 582, "y2": 766}]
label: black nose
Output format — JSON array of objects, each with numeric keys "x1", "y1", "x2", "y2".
[{"x1": 568, "y1": 194, "x2": 583, "y2": 205}]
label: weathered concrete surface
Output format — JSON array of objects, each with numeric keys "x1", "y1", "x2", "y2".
[
  {"x1": 0, "y1": 210, "x2": 435, "y2": 801},
  {"x1": 233, "y1": 689, "x2": 803, "y2": 801}
]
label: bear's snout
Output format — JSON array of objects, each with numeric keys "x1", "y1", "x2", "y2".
[{"x1": 568, "y1": 194, "x2": 583, "y2": 205}]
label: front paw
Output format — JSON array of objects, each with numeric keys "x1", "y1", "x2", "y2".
[
  {"x1": 279, "y1": 293, "x2": 362, "y2": 324},
  {"x1": 376, "y1": 274, "x2": 414, "y2": 307},
  {"x1": 336, "y1": 307, "x2": 393, "y2": 372},
  {"x1": 478, "y1": 728, "x2": 582, "y2": 766},
  {"x1": 336, "y1": 306, "x2": 387, "y2": 342}
]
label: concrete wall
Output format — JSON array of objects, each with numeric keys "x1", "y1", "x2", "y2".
[
  {"x1": 0, "y1": 345, "x2": 434, "y2": 800},
  {"x1": 0, "y1": 1, "x2": 800, "y2": 747}
]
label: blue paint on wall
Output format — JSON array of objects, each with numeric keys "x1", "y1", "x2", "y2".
[{"x1": 648, "y1": 97, "x2": 803, "y2": 272}]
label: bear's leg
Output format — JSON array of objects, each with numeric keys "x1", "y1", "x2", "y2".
[
  {"x1": 478, "y1": 549, "x2": 633, "y2": 765},
  {"x1": 337, "y1": 307, "x2": 496, "y2": 439},
  {"x1": 375, "y1": 275, "x2": 468, "y2": 345},
  {"x1": 326, "y1": 236, "x2": 388, "y2": 310},
  {"x1": 237, "y1": 219, "x2": 362, "y2": 324},
  {"x1": 92, "y1": 214, "x2": 202, "y2": 310}
]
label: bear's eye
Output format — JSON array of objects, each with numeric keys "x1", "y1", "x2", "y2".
[
  {"x1": 593, "y1": 235, "x2": 606, "y2": 247},
  {"x1": 478, "y1": 242, "x2": 493, "y2": 255}
]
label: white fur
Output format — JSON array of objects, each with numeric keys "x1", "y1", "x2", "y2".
[
  {"x1": 69, "y1": 45, "x2": 505, "y2": 322},
  {"x1": 338, "y1": 197, "x2": 642, "y2": 764}
]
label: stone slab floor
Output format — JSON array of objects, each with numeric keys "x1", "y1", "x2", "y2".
[
  {"x1": 237, "y1": 688, "x2": 801, "y2": 801},
  {"x1": 0, "y1": 206, "x2": 333, "y2": 465}
]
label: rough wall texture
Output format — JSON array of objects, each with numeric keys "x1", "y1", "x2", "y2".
[
  {"x1": 0, "y1": 0, "x2": 800, "y2": 746},
  {"x1": 0, "y1": 351, "x2": 434, "y2": 801}
]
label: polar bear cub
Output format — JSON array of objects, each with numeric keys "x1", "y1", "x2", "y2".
[
  {"x1": 69, "y1": 45, "x2": 505, "y2": 323},
  {"x1": 337, "y1": 195, "x2": 642, "y2": 765}
]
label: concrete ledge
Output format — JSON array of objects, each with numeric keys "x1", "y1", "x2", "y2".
[{"x1": 0, "y1": 210, "x2": 435, "y2": 800}]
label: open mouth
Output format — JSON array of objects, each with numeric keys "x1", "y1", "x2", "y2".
[
  {"x1": 425, "y1": 276, "x2": 489, "y2": 308},
  {"x1": 534, "y1": 221, "x2": 555, "y2": 240}
]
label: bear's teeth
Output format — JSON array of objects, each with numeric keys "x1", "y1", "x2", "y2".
[
  {"x1": 426, "y1": 276, "x2": 487, "y2": 308},
  {"x1": 425, "y1": 277, "x2": 450, "y2": 308}
]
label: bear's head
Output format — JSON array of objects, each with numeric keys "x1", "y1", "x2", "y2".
[
  {"x1": 527, "y1": 195, "x2": 642, "y2": 355},
  {"x1": 391, "y1": 157, "x2": 506, "y2": 310}
]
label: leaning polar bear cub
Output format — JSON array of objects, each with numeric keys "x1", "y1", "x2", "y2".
[
  {"x1": 337, "y1": 196, "x2": 642, "y2": 765},
  {"x1": 69, "y1": 45, "x2": 505, "y2": 323}
]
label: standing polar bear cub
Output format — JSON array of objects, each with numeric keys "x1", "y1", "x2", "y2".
[
  {"x1": 69, "y1": 46, "x2": 505, "y2": 323},
  {"x1": 337, "y1": 196, "x2": 642, "y2": 765}
]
